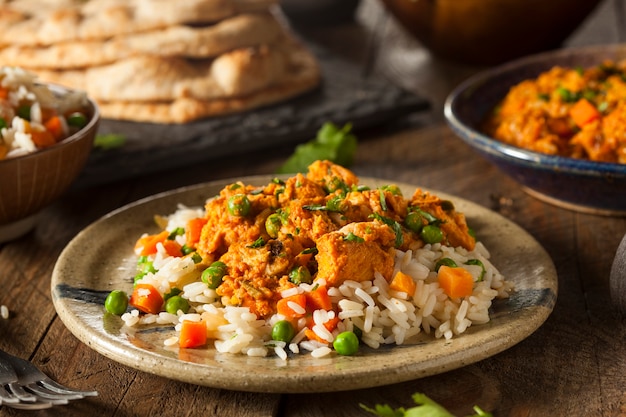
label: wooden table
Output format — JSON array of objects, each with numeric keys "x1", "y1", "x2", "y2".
[{"x1": 1, "y1": 0, "x2": 626, "y2": 415}]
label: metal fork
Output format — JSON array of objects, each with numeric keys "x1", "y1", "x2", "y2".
[{"x1": 0, "y1": 349, "x2": 98, "y2": 410}]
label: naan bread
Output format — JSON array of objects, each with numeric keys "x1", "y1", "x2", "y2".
[
  {"x1": 0, "y1": 0, "x2": 277, "y2": 46},
  {"x1": 0, "y1": 13, "x2": 284, "y2": 69},
  {"x1": 83, "y1": 42, "x2": 320, "y2": 123},
  {"x1": 0, "y1": 0, "x2": 321, "y2": 124},
  {"x1": 34, "y1": 36, "x2": 311, "y2": 102}
]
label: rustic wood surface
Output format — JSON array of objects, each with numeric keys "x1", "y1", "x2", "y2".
[{"x1": 1, "y1": 0, "x2": 626, "y2": 416}]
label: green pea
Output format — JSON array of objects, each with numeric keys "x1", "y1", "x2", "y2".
[
  {"x1": 164, "y1": 287, "x2": 182, "y2": 301},
  {"x1": 265, "y1": 213, "x2": 282, "y2": 238},
  {"x1": 404, "y1": 211, "x2": 424, "y2": 233},
  {"x1": 289, "y1": 265, "x2": 312, "y2": 285},
  {"x1": 134, "y1": 258, "x2": 156, "y2": 282},
  {"x1": 202, "y1": 261, "x2": 228, "y2": 289},
  {"x1": 421, "y1": 224, "x2": 443, "y2": 244},
  {"x1": 227, "y1": 194, "x2": 251, "y2": 217},
  {"x1": 139, "y1": 262, "x2": 156, "y2": 274},
  {"x1": 435, "y1": 257, "x2": 457, "y2": 272},
  {"x1": 181, "y1": 244, "x2": 195, "y2": 256},
  {"x1": 16, "y1": 104, "x2": 30, "y2": 120},
  {"x1": 0, "y1": 118, "x2": 7, "y2": 130},
  {"x1": 333, "y1": 331, "x2": 359, "y2": 356},
  {"x1": 189, "y1": 251, "x2": 203, "y2": 263},
  {"x1": 271, "y1": 320, "x2": 296, "y2": 343},
  {"x1": 104, "y1": 290, "x2": 128, "y2": 315},
  {"x1": 164, "y1": 295, "x2": 190, "y2": 314},
  {"x1": 66, "y1": 112, "x2": 88, "y2": 128}
]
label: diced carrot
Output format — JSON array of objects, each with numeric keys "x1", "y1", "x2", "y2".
[
  {"x1": 304, "y1": 315, "x2": 340, "y2": 343},
  {"x1": 161, "y1": 239, "x2": 183, "y2": 258},
  {"x1": 389, "y1": 271, "x2": 417, "y2": 297},
  {"x1": 304, "y1": 315, "x2": 341, "y2": 343},
  {"x1": 129, "y1": 283, "x2": 164, "y2": 314},
  {"x1": 0, "y1": 87, "x2": 8, "y2": 99},
  {"x1": 185, "y1": 217, "x2": 207, "y2": 247},
  {"x1": 305, "y1": 286, "x2": 333, "y2": 311},
  {"x1": 437, "y1": 265, "x2": 474, "y2": 298},
  {"x1": 323, "y1": 316, "x2": 340, "y2": 332},
  {"x1": 44, "y1": 115, "x2": 65, "y2": 141},
  {"x1": 0, "y1": 144, "x2": 8, "y2": 160},
  {"x1": 30, "y1": 130, "x2": 56, "y2": 148},
  {"x1": 569, "y1": 98, "x2": 601, "y2": 128},
  {"x1": 134, "y1": 230, "x2": 169, "y2": 256},
  {"x1": 276, "y1": 294, "x2": 307, "y2": 319},
  {"x1": 179, "y1": 320, "x2": 207, "y2": 348}
]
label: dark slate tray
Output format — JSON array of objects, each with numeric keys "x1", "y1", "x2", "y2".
[{"x1": 77, "y1": 44, "x2": 430, "y2": 188}]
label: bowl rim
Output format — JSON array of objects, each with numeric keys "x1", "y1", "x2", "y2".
[
  {"x1": 0, "y1": 82, "x2": 100, "y2": 165},
  {"x1": 443, "y1": 43, "x2": 626, "y2": 176}
]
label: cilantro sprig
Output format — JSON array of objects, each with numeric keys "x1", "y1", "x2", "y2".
[
  {"x1": 93, "y1": 133, "x2": 126, "y2": 150},
  {"x1": 275, "y1": 122, "x2": 357, "y2": 174},
  {"x1": 360, "y1": 393, "x2": 493, "y2": 417}
]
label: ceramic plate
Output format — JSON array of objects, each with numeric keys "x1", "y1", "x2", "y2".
[{"x1": 51, "y1": 176, "x2": 557, "y2": 393}]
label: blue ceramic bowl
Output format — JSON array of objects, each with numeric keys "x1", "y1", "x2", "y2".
[{"x1": 444, "y1": 44, "x2": 626, "y2": 216}]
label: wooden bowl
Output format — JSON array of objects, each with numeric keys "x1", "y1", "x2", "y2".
[
  {"x1": 0, "y1": 85, "x2": 100, "y2": 242},
  {"x1": 379, "y1": 0, "x2": 602, "y2": 66}
]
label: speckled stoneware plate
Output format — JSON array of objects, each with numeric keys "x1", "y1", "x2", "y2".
[{"x1": 51, "y1": 176, "x2": 557, "y2": 393}]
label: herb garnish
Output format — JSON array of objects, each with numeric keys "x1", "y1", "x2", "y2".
[{"x1": 275, "y1": 122, "x2": 358, "y2": 174}]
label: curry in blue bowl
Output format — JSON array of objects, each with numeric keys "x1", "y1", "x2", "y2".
[{"x1": 444, "y1": 44, "x2": 626, "y2": 216}]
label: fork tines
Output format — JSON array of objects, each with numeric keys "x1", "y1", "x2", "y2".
[{"x1": 0, "y1": 349, "x2": 98, "y2": 410}]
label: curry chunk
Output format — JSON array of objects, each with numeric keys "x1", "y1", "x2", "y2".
[
  {"x1": 306, "y1": 159, "x2": 359, "y2": 191},
  {"x1": 315, "y1": 222, "x2": 396, "y2": 285},
  {"x1": 410, "y1": 189, "x2": 476, "y2": 251},
  {"x1": 193, "y1": 160, "x2": 478, "y2": 318}
]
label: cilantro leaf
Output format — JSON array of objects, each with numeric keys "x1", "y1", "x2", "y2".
[
  {"x1": 360, "y1": 403, "x2": 406, "y2": 417},
  {"x1": 275, "y1": 122, "x2": 357, "y2": 174},
  {"x1": 94, "y1": 133, "x2": 126, "y2": 150},
  {"x1": 360, "y1": 393, "x2": 492, "y2": 417}
]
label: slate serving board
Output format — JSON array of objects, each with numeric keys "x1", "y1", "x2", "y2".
[{"x1": 77, "y1": 44, "x2": 430, "y2": 188}]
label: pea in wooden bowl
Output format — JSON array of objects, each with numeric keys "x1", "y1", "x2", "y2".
[
  {"x1": 444, "y1": 44, "x2": 626, "y2": 216},
  {"x1": 0, "y1": 85, "x2": 100, "y2": 242}
]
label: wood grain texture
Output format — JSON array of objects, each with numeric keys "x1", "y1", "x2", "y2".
[{"x1": 1, "y1": 0, "x2": 625, "y2": 415}]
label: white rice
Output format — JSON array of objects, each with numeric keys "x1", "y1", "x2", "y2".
[
  {"x1": 124, "y1": 206, "x2": 514, "y2": 360},
  {"x1": 0, "y1": 66, "x2": 88, "y2": 159},
  {"x1": 1, "y1": 305, "x2": 8, "y2": 319}
]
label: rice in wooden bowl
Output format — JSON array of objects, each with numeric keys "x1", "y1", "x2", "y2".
[{"x1": 0, "y1": 66, "x2": 100, "y2": 242}]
